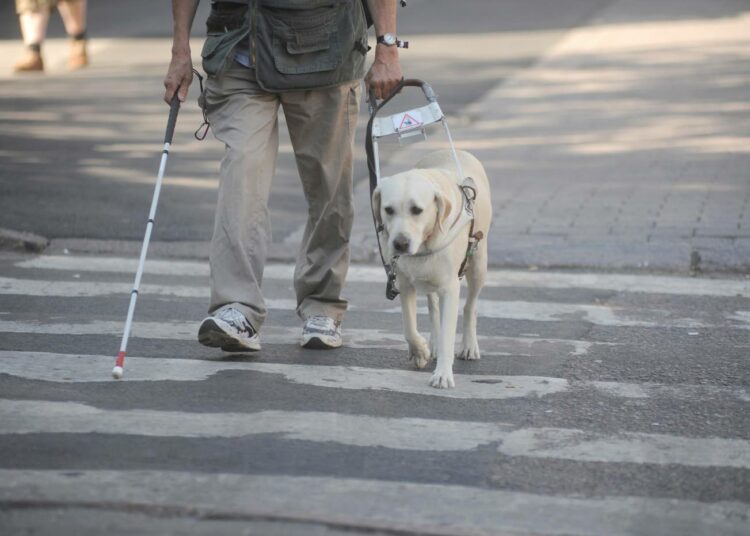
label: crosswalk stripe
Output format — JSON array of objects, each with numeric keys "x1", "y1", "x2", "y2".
[
  {"x1": 2, "y1": 400, "x2": 749, "y2": 468},
  {"x1": 2, "y1": 277, "x2": 742, "y2": 329},
  {"x1": 15, "y1": 255, "x2": 208, "y2": 276},
  {"x1": 0, "y1": 276, "x2": 300, "y2": 309},
  {"x1": 2, "y1": 470, "x2": 746, "y2": 536},
  {"x1": 16, "y1": 255, "x2": 750, "y2": 297},
  {"x1": 0, "y1": 351, "x2": 568, "y2": 399},
  {"x1": 0, "y1": 276, "x2": 208, "y2": 299},
  {"x1": 405, "y1": 300, "x2": 726, "y2": 328},
  {"x1": 0, "y1": 319, "x2": 597, "y2": 356},
  {"x1": 1, "y1": 351, "x2": 747, "y2": 403}
]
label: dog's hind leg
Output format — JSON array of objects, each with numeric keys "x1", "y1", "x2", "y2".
[
  {"x1": 430, "y1": 279, "x2": 460, "y2": 388},
  {"x1": 458, "y1": 241, "x2": 487, "y2": 361},
  {"x1": 427, "y1": 292, "x2": 440, "y2": 360},
  {"x1": 399, "y1": 280, "x2": 431, "y2": 369}
]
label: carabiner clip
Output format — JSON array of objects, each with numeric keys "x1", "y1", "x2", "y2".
[{"x1": 192, "y1": 69, "x2": 210, "y2": 141}]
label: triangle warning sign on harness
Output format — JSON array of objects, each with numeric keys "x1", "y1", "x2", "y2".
[{"x1": 393, "y1": 110, "x2": 424, "y2": 132}]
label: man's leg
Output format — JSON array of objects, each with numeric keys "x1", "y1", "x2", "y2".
[
  {"x1": 281, "y1": 80, "x2": 361, "y2": 324},
  {"x1": 204, "y1": 64, "x2": 280, "y2": 333}
]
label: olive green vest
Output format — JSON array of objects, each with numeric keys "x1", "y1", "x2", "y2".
[{"x1": 201, "y1": 0, "x2": 368, "y2": 92}]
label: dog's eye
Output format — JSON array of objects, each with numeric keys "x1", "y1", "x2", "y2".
[
  {"x1": 384, "y1": 206, "x2": 395, "y2": 216},
  {"x1": 410, "y1": 206, "x2": 423, "y2": 216}
]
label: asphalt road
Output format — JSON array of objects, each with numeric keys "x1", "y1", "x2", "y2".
[{"x1": 0, "y1": 251, "x2": 748, "y2": 534}]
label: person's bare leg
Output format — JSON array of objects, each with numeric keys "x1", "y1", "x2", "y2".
[
  {"x1": 19, "y1": 10, "x2": 50, "y2": 45},
  {"x1": 57, "y1": 0, "x2": 88, "y2": 69},
  {"x1": 57, "y1": 0, "x2": 86, "y2": 35},
  {"x1": 15, "y1": 10, "x2": 49, "y2": 72}
]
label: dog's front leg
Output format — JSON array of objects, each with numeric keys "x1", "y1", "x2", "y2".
[
  {"x1": 459, "y1": 241, "x2": 487, "y2": 361},
  {"x1": 430, "y1": 279, "x2": 460, "y2": 388},
  {"x1": 427, "y1": 292, "x2": 440, "y2": 360},
  {"x1": 399, "y1": 280, "x2": 431, "y2": 369}
]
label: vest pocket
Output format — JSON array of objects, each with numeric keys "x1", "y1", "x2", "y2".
[
  {"x1": 264, "y1": 3, "x2": 343, "y2": 75},
  {"x1": 272, "y1": 32, "x2": 342, "y2": 75}
]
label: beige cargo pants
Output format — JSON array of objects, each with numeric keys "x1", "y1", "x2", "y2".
[{"x1": 204, "y1": 62, "x2": 361, "y2": 332}]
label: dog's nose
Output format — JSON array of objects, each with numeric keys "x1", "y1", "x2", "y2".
[{"x1": 392, "y1": 235, "x2": 410, "y2": 253}]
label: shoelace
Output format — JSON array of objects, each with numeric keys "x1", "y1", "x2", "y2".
[
  {"x1": 305, "y1": 316, "x2": 336, "y2": 332},
  {"x1": 219, "y1": 309, "x2": 252, "y2": 335}
]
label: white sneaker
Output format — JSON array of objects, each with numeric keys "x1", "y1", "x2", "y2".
[
  {"x1": 301, "y1": 315, "x2": 342, "y2": 349},
  {"x1": 198, "y1": 307, "x2": 260, "y2": 352}
]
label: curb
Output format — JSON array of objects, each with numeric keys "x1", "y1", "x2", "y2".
[{"x1": 0, "y1": 228, "x2": 49, "y2": 253}]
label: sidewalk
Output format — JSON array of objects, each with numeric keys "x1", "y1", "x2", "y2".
[{"x1": 350, "y1": 0, "x2": 750, "y2": 273}]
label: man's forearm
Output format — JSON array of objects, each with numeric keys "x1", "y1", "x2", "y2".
[
  {"x1": 364, "y1": 0, "x2": 403, "y2": 98},
  {"x1": 367, "y1": 0, "x2": 397, "y2": 36},
  {"x1": 367, "y1": 0, "x2": 400, "y2": 65},
  {"x1": 172, "y1": 0, "x2": 200, "y2": 54}
]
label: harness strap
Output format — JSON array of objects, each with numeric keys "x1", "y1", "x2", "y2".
[
  {"x1": 412, "y1": 180, "x2": 482, "y2": 279},
  {"x1": 458, "y1": 227, "x2": 484, "y2": 279},
  {"x1": 409, "y1": 180, "x2": 476, "y2": 257}
]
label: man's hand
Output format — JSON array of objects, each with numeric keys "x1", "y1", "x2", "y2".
[
  {"x1": 365, "y1": 0, "x2": 403, "y2": 101},
  {"x1": 164, "y1": 51, "x2": 193, "y2": 104},
  {"x1": 365, "y1": 44, "x2": 403, "y2": 100},
  {"x1": 164, "y1": 0, "x2": 199, "y2": 104}
]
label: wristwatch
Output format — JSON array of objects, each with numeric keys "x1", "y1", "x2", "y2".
[
  {"x1": 376, "y1": 33, "x2": 398, "y2": 46},
  {"x1": 376, "y1": 33, "x2": 408, "y2": 48}
]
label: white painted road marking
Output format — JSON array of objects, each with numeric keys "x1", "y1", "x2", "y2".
[
  {"x1": 0, "y1": 319, "x2": 597, "y2": 356},
  {"x1": 16, "y1": 255, "x2": 750, "y2": 297},
  {"x1": 0, "y1": 351, "x2": 747, "y2": 403},
  {"x1": 0, "y1": 351, "x2": 567, "y2": 399},
  {"x1": 2, "y1": 401, "x2": 750, "y2": 468},
  {"x1": 1, "y1": 470, "x2": 746, "y2": 536},
  {"x1": 1, "y1": 277, "x2": 743, "y2": 328}
]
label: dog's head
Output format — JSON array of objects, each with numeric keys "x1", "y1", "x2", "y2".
[{"x1": 372, "y1": 170, "x2": 453, "y2": 257}]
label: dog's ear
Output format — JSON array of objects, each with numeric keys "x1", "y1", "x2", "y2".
[
  {"x1": 435, "y1": 191, "x2": 453, "y2": 232},
  {"x1": 372, "y1": 187, "x2": 383, "y2": 228}
]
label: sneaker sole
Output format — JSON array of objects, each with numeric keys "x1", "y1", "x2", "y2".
[
  {"x1": 198, "y1": 318, "x2": 260, "y2": 352},
  {"x1": 301, "y1": 334, "x2": 342, "y2": 350}
]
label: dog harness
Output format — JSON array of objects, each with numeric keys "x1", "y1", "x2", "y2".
[{"x1": 366, "y1": 80, "x2": 484, "y2": 300}]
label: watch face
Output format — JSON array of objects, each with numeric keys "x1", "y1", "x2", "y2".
[{"x1": 382, "y1": 33, "x2": 396, "y2": 45}]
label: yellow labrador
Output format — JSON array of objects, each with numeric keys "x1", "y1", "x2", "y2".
[{"x1": 372, "y1": 149, "x2": 492, "y2": 388}]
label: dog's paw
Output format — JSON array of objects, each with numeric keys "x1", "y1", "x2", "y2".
[
  {"x1": 429, "y1": 369, "x2": 455, "y2": 389},
  {"x1": 457, "y1": 342, "x2": 481, "y2": 361},
  {"x1": 408, "y1": 336, "x2": 432, "y2": 369}
]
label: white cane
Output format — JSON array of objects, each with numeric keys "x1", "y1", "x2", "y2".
[{"x1": 112, "y1": 94, "x2": 181, "y2": 379}]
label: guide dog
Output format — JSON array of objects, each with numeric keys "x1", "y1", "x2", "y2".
[{"x1": 372, "y1": 149, "x2": 492, "y2": 388}]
